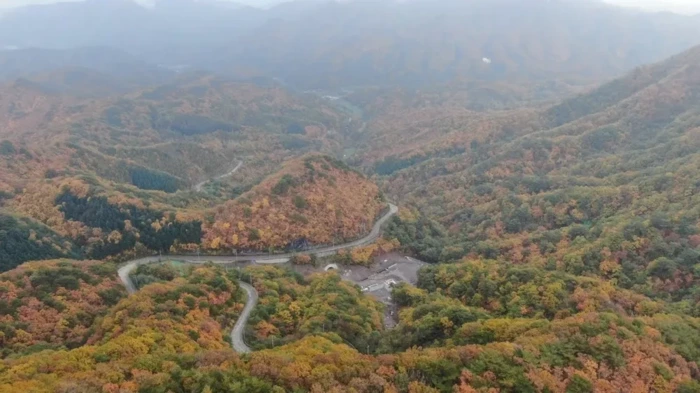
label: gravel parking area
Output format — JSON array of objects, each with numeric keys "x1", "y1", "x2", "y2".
[{"x1": 292, "y1": 252, "x2": 427, "y2": 328}]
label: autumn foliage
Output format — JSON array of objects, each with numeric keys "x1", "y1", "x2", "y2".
[
  {"x1": 2, "y1": 31, "x2": 700, "y2": 393},
  {"x1": 0, "y1": 260, "x2": 125, "y2": 357},
  {"x1": 0, "y1": 260, "x2": 698, "y2": 392},
  {"x1": 381, "y1": 46, "x2": 700, "y2": 317},
  {"x1": 243, "y1": 266, "x2": 384, "y2": 350},
  {"x1": 203, "y1": 155, "x2": 384, "y2": 252}
]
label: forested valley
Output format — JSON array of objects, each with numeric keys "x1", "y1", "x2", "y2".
[{"x1": 1, "y1": 1, "x2": 700, "y2": 392}]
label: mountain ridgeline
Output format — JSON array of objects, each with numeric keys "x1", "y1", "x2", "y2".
[
  {"x1": 381, "y1": 44, "x2": 700, "y2": 314},
  {"x1": 1, "y1": 0, "x2": 700, "y2": 89}
]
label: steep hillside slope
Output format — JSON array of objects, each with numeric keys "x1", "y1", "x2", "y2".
[
  {"x1": 0, "y1": 214, "x2": 79, "y2": 272},
  {"x1": 381, "y1": 45, "x2": 700, "y2": 311},
  {"x1": 203, "y1": 155, "x2": 385, "y2": 251},
  {"x1": 349, "y1": 43, "x2": 700, "y2": 170}
]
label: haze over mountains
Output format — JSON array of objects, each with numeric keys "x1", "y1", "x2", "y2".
[
  {"x1": 1, "y1": 0, "x2": 700, "y2": 89},
  {"x1": 2, "y1": 1, "x2": 700, "y2": 392}
]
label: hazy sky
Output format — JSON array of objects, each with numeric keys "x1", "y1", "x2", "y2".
[
  {"x1": 0, "y1": 0, "x2": 699, "y2": 14},
  {"x1": 606, "y1": 0, "x2": 700, "y2": 14},
  {"x1": 0, "y1": 0, "x2": 283, "y2": 10}
]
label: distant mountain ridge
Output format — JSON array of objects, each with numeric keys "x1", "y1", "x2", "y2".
[
  {"x1": 0, "y1": 47, "x2": 174, "y2": 89},
  {"x1": 213, "y1": 0, "x2": 700, "y2": 88},
  {"x1": 1, "y1": 0, "x2": 699, "y2": 89},
  {"x1": 0, "y1": 0, "x2": 266, "y2": 53}
]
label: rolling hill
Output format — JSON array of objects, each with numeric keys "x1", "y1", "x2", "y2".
[
  {"x1": 203, "y1": 154, "x2": 385, "y2": 252},
  {"x1": 2, "y1": 154, "x2": 384, "y2": 268},
  {"x1": 0, "y1": 71, "x2": 371, "y2": 269},
  {"x1": 0, "y1": 71, "x2": 356, "y2": 191}
]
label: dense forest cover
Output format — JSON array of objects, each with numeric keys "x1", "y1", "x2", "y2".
[
  {"x1": 202, "y1": 155, "x2": 384, "y2": 252},
  {"x1": 2, "y1": 151, "x2": 382, "y2": 266},
  {"x1": 0, "y1": 214, "x2": 79, "y2": 272},
  {"x1": 380, "y1": 45, "x2": 700, "y2": 317},
  {"x1": 242, "y1": 266, "x2": 384, "y2": 350},
  {"x1": 56, "y1": 190, "x2": 202, "y2": 258},
  {"x1": 1, "y1": 263, "x2": 698, "y2": 392},
  {"x1": 0, "y1": 260, "x2": 126, "y2": 357},
  {"x1": 0, "y1": 73, "x2": 354, "y2": 196},
  {"x1": 3, "y1": 177, "x2": 204, "y2": 268},
  {"x1": 128, "y1": 166, "x2": 184, "y2": 193},
  {"x1": 1, "y1": 15, "x2": 700, "y2": 393},
  {"x1": 0, "y1": 68, "x2": 379, "y2": 263},
  {"x1": 0, "y1": 265, "x2": 247, "y2": 391}
]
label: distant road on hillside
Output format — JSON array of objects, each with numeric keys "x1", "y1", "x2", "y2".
[{"x1": 193, "y1": 160, "x2": 243, "y2": 192}]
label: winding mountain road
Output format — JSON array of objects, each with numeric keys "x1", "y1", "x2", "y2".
[
  {"x1": 193, "y1": 160, "x2": 243, "y2": 192},
  {"x1": 231, "y1": 282, "x2": 257, "y2": 353},
  {"x1": 117, "y1": 202, "x2": 398, "y2": 353}
]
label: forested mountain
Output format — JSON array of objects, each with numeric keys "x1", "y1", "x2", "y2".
[
  {"x1": 0, "y1": 71, "x2": 355, "y2": 191},
  {"x1": 0, "y1": 0, "x2": 266, "y2": 54},
  {"x1": 0, "y1": 70, "x2": 370, "y2": 268},
  {"x1": 379, "y1": 44, "x2": 700, "y2": 315},
  {"x1": 1, "y1": 153, "x2": 383, "y2": 267},
  {"x1": 203, "y1": 155, "x2": 385, "y2": 252}
]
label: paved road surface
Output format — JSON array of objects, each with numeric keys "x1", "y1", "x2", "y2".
[
  {"x1": 118, "y1": 203, "x2": 398, "y2": 294},
  {"x1": 116, "y1": 202, "x2": 398, "y2": 353},
  {"x1": 231, "y1": 282, "x2": 257, "y2": 353},
  {"x1": 194, "y1": 160, "x2": 243, "y2": 192}
]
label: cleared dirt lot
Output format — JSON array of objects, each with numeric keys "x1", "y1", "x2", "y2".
[
  {"x1": 293, "y1": 252, "x2": 427, "y2": 328},
  {"x1": 153, "y1": 251, "x2": 427, "y2": 329}
]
